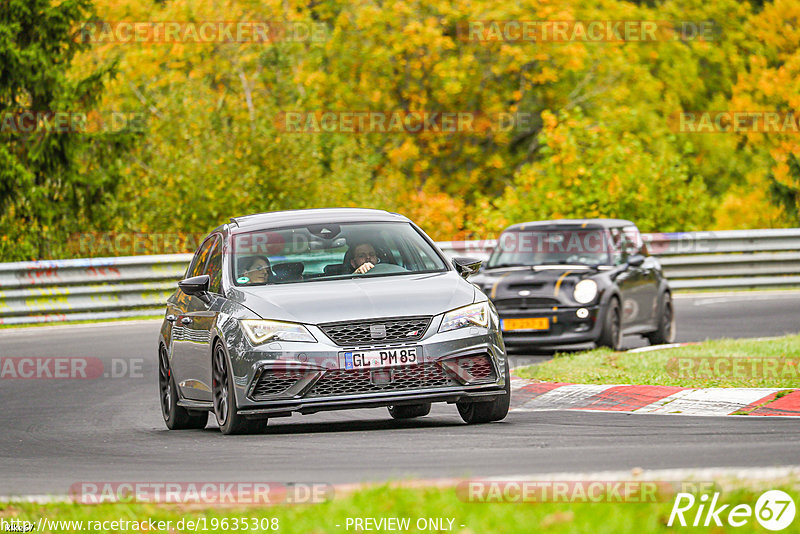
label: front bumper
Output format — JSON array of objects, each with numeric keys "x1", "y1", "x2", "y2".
[
  {"x1": 226, "y1": 316, "x2": 507, "y2": 415},
  {"x1": 498, "y1": 304, "x2": 604, "y2": 346},
  {"x1": 237, "y1": 386, "x2": 505, "y2": 417}
]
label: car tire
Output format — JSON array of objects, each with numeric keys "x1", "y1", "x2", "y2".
[
  {"x1": 456, "y1": 359, "x2": 511, "y2": 424},
  {"x1": 388, "y1": 403, "x2": 431, "y2": 419},
  {"x1": 646, "y1": 292, "x2": 676, "y2": 345},
  {"x1": 212, "y1": 342, "x2": 268, "y2": 435},
  {"x1": 158, "y1": 345, "x2": 208, "y2": 430},
  {"x1": 597, "y1": 297, "x2": 622, "y2": 350}
]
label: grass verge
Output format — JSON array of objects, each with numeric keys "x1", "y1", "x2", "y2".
[
  {"x1": 514, "y1": 335, "x2": 800, "y2": 388},
  {"x1": 2, "y1": 484, "x2": 798, "y2": 533}
]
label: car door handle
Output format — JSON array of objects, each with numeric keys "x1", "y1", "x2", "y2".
[
  {"x1": 166, "y1": 314, "x2": 177, "y2": 323},
  {"x1": 181, "y1": 317, "x2": 193, "y2": 325}
]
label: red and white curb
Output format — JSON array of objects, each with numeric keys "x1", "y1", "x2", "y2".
[{"x1": 510, "y1": 379, "x2": 800, "y2": 416}]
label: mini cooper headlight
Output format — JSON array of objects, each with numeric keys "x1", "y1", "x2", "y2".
[
  {"x1": 240, "y1": 319, "x2": 317, "y2": 345},
  {"x1": 439, "y1": 302, "x2": 490, "y2": 333},
  {"x1": 573, "y1": 279, "x2": 598, "y2": 304}
]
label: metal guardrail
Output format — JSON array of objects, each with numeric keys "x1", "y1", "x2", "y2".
[
  {"x1": 0, "y1": 255, "x2": 191, "y2": 325},
  {"x1": 1, "y1": 229, "x2": 798, "y2": 325}
]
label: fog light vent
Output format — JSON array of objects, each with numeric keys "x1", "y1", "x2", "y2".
[{"x1": 441, "y1": 354, "x2": 497, "y2": 385}]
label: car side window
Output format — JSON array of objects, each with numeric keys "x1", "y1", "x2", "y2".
[
  {"x1": 608, "y1": 228, "x2": 626, "y2": 265},
  {"x1": 622, "y1": 226, "x2": 645, "y2": 256},
  {"x1": 205, "y1": 236, "x2": 223, "y2": 294},
  {"x1": 187, "y1": 237, "x2": 215, "y2": 278}
]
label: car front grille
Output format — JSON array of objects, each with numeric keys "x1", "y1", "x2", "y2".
[
  {"x1": 305, "y1": 362, "x2": 456, "y2": 397},
  {"x1": 304, "y1": 354, "x2": 498, "y2": 398},
  {"x1": 319, "y1": 316, "x2": 432, "y2": 347},
  {"x1": 493, "y1": 297, "x2": 559, "y2": 310}
]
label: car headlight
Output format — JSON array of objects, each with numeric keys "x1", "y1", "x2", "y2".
[
  {"x1": 439, "y1": 302, "x2": 490, "y2": 333},
  {"x1": 573, "y1": 279, "x2": 598, "y2": 304},
  {"x1": 240, "y1": 319, "x2": 317, "y2": 345}
]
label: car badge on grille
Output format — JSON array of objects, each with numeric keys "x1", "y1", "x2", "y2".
[
  {"x1": 518, "y1": 290, "x2": 531, "y2": 296},
  {"x1": 370, "y1": 324, "x2": 387, "y2": 339},
  {"x1": 406, "y1": 330, "x2": 419, "y2": 337}
]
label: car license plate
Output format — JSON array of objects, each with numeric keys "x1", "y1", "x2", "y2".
[
  {"x1": 341, "y1": 347, "x2": 419, "y2": 370},
  {"x1": 502, "y1": 317, "x2": 550, "y2": 331}
]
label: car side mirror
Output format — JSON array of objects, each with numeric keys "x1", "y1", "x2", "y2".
[
  {"x1": 179, "y1": 274, "x2": 210, "y2": 297},
  {"x1": 627, "y1": 254, "x2": 645, "y2": 267},
  {"x1": 452, "y1": 257, "x2": 482, "y2": 279}
]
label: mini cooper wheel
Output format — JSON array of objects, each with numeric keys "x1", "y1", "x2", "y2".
[
  {"x1": 646, "y1": 293, "x2": 676, "y2": 345},
  {"x1": 388, "y1": 403, "x2": 431, "y2": 419},
  {"x1": 158, "y1": 345, "x2": 207, "y2": 430},
  {"x1": 456, "y1": 359, "x2": 510, "y2": 424},
  {"x1": 212, "y1": 342, "x2": 267, "y2": 435},
  {"x1": 597, "y1": 297, "x2": 623, "y2": 350}
]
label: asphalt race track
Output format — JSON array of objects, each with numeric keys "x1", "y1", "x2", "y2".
[{"x1": 1, "y1": 291, "x2": 798, "y2": 496}]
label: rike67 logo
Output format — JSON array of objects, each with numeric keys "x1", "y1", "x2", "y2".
[{"x1": 668, "y1": 490, "x2": 796, "y2": 531}]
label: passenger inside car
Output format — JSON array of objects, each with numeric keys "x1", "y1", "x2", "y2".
[{"x1": 238, "y1": 255, "x2": 271, "y2": 285}]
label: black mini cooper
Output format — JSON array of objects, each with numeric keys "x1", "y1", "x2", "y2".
[{"x1": 470, "y1": 219, "x2": 675, "y2": 350}]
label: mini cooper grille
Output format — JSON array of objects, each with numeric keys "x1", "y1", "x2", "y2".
[
  {"x1": 250, "y1": 371, "x2": 300, "y2": 400},
  {"x1": 319, "y1": 317, "x2": 432, "y2": 347},
  {"x1": 493, "y1": 297, "x2": 559, "y2": 310},
  {"x1": 305, "y1": 362, "x2": 455, "y2": 397}
]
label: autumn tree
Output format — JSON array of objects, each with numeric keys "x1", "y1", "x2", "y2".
[{"x1": 0, "y1": 0, "x2": 140, "y2": 260}]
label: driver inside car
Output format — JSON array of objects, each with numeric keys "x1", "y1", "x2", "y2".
[{"x1": 349, "y1": 242, "x2": 380, "y2": 274}]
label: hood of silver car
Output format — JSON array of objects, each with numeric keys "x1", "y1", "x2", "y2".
[{"x1": 231, "y1": 271, "x2": 476, "y2": 324}]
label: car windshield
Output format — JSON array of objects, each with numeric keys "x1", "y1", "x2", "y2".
[
  {"x1": 487, "y1": 228, "x2": 612, "y2": 268},
  {"x1": 231, "y1": 221, "x2": 448, "y2": 285}
]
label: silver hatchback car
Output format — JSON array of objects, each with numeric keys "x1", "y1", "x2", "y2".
[{"x1": 158, "y1": 208, "x2": 510, "y2": 434}]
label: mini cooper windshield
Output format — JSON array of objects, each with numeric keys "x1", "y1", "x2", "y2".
[
  {"x1": 487, "y1": 228, "x2": 613, "y2": 268},
  {"x1": 232, "y1": 221, "x2": 448, "y2": 285}
]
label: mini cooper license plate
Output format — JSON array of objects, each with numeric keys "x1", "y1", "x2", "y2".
[
  {"x1": 341, "y1": 347, "x2": 419, "y2": 370},
  {"x1": 502, "y1": 317, "x2": 550, "y2": 331}
]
